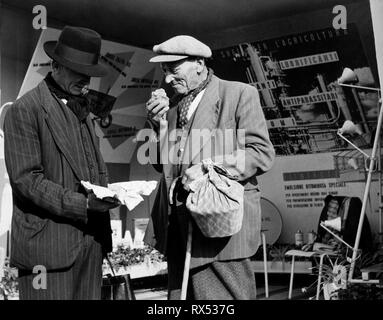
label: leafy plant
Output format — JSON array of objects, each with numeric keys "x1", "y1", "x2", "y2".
[
  {"x1": 269, "y1": 245, "x2": 290, "y2": 262},
  {"x1": 302, "y1": 247, "x2": 383, "y2": 300},
  {"x1": 0, "y1": 257, "x2": 18, "y2": 300},
  {"x1": 352, "y1": 249, "x2": 383, "y2": 279}
]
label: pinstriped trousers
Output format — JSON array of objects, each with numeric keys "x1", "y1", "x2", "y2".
[{"x1": 17, "y1": 235, "x2": 103, "y2": 300}]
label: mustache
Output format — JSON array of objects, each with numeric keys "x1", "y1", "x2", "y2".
[{"x1": 76, "y1": 81, "x2": 89, "y2": 86}]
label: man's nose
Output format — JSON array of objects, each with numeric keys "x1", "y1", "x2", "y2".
[{"x1": 164, "y1": 74, "x2": 174, "y2": 84}]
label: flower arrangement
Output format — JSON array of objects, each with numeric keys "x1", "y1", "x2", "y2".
[
  {"x1": 0, "y1": 257, "x2": 18, "y2": 300},
  {"x1": 104, "y1": 244, "x2": 166, "y2": 274}
]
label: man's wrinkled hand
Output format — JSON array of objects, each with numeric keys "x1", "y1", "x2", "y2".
[
  {"x1": 87, "y1": 193, "x2": 121, "y2": 212},
  {"x1": 146, "y1": 89, "x2": 169, "y2": 122}
]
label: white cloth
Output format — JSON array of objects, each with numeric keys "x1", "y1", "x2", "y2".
[{"x1": 81, "y1": 180, "x2": 158, "y2": 211}]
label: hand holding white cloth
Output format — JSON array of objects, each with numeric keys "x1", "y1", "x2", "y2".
[{"x1": 81, "y1": 180, "x2": 158, "y2": 211}]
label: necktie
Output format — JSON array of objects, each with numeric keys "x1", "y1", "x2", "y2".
[{"x1": 177, "y1": 94, "x2": 196, "y2": 128}]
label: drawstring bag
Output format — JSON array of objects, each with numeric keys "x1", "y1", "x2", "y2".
[{"x1": 186, "y1": 159, "x2": 244, "y2": 238}]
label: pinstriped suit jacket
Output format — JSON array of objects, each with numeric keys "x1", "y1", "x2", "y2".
[
  {"x1": 4, "y1": 80, "x2": 112, "y2": 270},
  {"x1": 144, "y1": 75, "x2": 275, "y2": 269}
]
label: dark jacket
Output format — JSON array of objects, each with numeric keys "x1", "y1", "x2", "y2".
[{"x1": 4, "y1": 80, "x2": 112, "y2": 270}]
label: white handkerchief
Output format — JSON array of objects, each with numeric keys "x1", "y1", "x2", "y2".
[
  {"x1": 81, "y1": 180, "x2": 158, "y2": 211},
  {"x1": 81, "y1": 181, "x2": 115, "y2": 199},
  {"x1": 108, "y1": 180, "x2": 157, "y2": 196},
  {"x1": 108, "y1": 181, "x2": 158, "y2": 210}
]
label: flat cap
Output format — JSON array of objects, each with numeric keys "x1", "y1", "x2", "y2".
[{"x1": 149, "y1": 35, "x2": 212, "y2": 63}]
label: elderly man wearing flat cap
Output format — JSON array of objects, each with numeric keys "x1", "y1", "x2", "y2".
[
  {"x1": 4, "y1": 26, "x2": 120, "y2": 300},
  {"x1": 144, "y1": 35, "x2": 275, "y2": 299}
]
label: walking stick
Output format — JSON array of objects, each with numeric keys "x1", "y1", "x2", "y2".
[{"x1": 181, "y1": 219, "x2": 193, "y2": 300}]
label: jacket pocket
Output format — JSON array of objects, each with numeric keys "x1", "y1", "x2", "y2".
[{"x1": 15, "y1": 210, "x2": 48, "y2": 238}]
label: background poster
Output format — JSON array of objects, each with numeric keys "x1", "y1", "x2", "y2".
[
  {"x1": 210, "y1": 25, "x2": 381, "y2": 243},
  {"x1": 210, "y1": 24, "x2": 378, "y2": 156}
]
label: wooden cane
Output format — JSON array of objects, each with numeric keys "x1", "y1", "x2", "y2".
[{"x1": 181, "y1": 220, "x2": 193, "y2": 300}]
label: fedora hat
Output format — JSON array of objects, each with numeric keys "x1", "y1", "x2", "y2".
[{"x1": 44, "y1": 26, "x2": 107, "y2": 77}]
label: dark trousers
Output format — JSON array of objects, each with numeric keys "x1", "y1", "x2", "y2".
[
  {"x1": 167, "y1": 210, "x2": 257, "y2": 300},
  {"x1": 18, "y1": 235, "x2": 103, "y2": 300}
]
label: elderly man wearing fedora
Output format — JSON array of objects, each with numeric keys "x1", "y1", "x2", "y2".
[
  {"x1": 144, "y1": 35, "x2": 275, "y2": 299},
  {"x1": 4, "y1": 26, "x2": 120, "y2": 300}
]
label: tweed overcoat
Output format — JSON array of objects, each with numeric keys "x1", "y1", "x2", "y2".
[{"x1": 144, "y1": 75, "x2": 275, "y2": 269}]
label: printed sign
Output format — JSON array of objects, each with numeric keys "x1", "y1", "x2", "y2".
[{"x1": 210, "y1": 24, "x2": 380, "y2": 243}]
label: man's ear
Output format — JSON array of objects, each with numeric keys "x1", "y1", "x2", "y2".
[
  {"x1": 51, "y1": 61, "x2": 62, "y2": 75},
  {"x1": 195, "y1": 58, "x2": 205, "y2": 74}
]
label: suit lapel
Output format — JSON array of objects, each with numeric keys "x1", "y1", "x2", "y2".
[
  {"x1": 85, "y1": 116, "x2": 104, "y2": 168},
  {"x1": 180, "y1": 75, "x2": 220, "y2": 165},
  {"x1": 38, "y1": 81, "x2": 84, "y2": 181},
  {"x1": 85, "y1": 116, "x2": 106, "y2": 176}
]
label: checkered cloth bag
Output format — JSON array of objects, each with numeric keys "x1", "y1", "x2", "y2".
[{"x1": 186, "y1": 159, "x2": 244, "y2": 238}]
